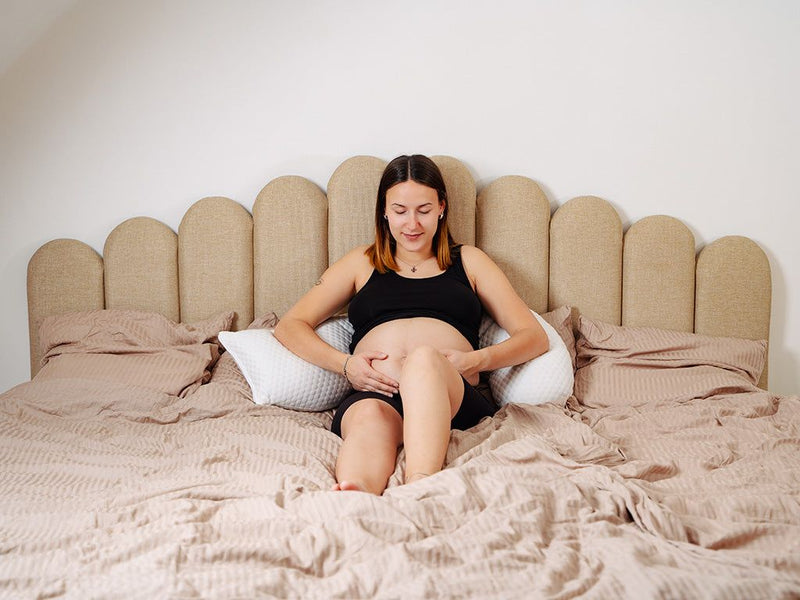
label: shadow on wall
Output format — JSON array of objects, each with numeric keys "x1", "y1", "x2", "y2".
[{"x1": 763, "y1": 248, "x2": 798, "y2": 395}]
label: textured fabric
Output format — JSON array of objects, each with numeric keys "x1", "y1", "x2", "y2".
[
  {"x1": 253, "y1": 176, "x2": 328, "y2": 318},
  {"x1": 695, "y1": 235, "x2": 772, "y2": 389},
  {"x1": 549, "y1": 196, "x2": 623, "y2": 324},
  {"x1": 104, "y1": 217, "x2": 180, "y2": 322},
  {"x1": 476, "y1": 175, "x2": 550, "y2": 312},
  {"x1": 622, "y1": 215, "x2": 695, "y2": 332},
  {"x1": 219, "y1": 316, "x2": 353, "y2": 411},
  {"x1": 480, "y1": 310, "x2": 574, "y2": 406},
  {"x1": 326, "y1": 155, "x2": 386, "y2": 264},
  {"x1": 695, "y1": 236, "x2": 772, "y2": 340},
  {"x1": 178, "y1": 197, "x2": 254, "y2": 331},
  {"x1": 35, "y1": 309, "x2": 233, "y2": 397},
  {"x1": 27, "y1": 239, "x2": 104, "y2": 378},
  {"x1": 541, "y1": 304, "x2": 577, "y2": 368},
  {"x1": 1, "y1": 370, "x2": 799, "y2": 597},
  {"x1": 430, "y1": 155, "x2": 476, "y2": 246},
  {"x1": 574, "y1": 316, "x2": 766, "y2": 409}
]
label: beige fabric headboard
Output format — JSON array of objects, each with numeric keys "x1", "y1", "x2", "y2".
[{"x1": 27, "y1": 155, "x2": 772, "y2": 388}]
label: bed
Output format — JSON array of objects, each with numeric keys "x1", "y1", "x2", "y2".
[{"x1": 3, "y1": 155, "x2": 799, "y2": 598}]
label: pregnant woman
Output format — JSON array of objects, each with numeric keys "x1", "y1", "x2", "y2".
[{"x1": 274, "y1": 154, "x2": 547, "y2": 495}]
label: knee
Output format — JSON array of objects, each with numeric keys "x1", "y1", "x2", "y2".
[
  {"x1": 342, "y1": 398, "x2": 401, "y2": 437},
  {"x1": 403, "y1": 345, "x2": 444, "y2": 372},
  {"x1": 399, "y1": 346, "x2": 448, "y2": 391}
]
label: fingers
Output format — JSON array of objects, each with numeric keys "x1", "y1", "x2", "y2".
[
  {"x1": 349, "y1": 353, "x2": 398, "y2": 397},
  {"x1": 361, "y1": 373, "x2": 398, "y2": 397},
  {"x1": 371, "y1": 370, "x2": 399, "y2": 394}
]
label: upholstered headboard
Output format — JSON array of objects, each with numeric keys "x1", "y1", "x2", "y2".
[{"x1": 27, "y1": 155, "x2": 772, "y2": 388}]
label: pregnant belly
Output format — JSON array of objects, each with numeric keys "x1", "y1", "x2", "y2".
[{"x1": 354, "y1": 318, "x2": 478, "y2": 385}]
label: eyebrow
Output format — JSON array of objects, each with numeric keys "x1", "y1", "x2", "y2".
[{"x1": 389, "y1": 202, "x2": 434, "y2": 208}]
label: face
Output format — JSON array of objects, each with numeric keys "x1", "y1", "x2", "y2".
[{"x1": 384, "y1": 180, "x2": 444, "y2": 254}]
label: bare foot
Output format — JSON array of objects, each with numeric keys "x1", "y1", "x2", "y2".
[{"x1": 331, "y1": 480, "x2": 366, "y2": 492}]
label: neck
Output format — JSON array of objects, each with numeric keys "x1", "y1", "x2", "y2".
[
  {"x1": 395, "y1": 252, "x2": 436, "y2": 273},
  {"x1": 396, "y1": 240, "x2": 435, "y2": 259},
  {"x1": 396, "y1": 250, "x2": 435, "y2": 264}
]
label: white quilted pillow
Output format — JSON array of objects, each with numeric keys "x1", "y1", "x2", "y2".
[
  {"x1": 218, "y1": 317, "x2": 354, "y2": 411},
  {"x1": 479, "y1": 311, "x2": 574, "y2": 407}
]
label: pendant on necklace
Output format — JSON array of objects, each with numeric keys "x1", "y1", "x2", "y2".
[{"x1": 411, "y1": 266, "x2": 417, "y2": 273}]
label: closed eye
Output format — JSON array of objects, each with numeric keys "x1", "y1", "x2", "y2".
[{"x1": 390, "y1": 202, "x2": 434, "y2": 215}]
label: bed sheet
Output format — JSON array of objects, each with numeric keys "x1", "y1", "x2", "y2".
[{"x1": 1, "y1": 362, "x2": 799, "y2": 599}]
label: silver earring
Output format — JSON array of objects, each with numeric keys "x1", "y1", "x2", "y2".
[
  {"x1": 439, "y1": 213, "x2": 444, "y2": 220},
  {"x1": 384, "y1": 215, "x2": 388, "y2": 220}
]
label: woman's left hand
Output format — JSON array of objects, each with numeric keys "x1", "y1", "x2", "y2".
[{"x1": 441, "y1": 349, "x2": 483, "y2": 382}]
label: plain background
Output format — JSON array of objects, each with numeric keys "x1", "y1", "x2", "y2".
[{"x1": 1, "y1": 0, "x2": 798, "y2": 394}]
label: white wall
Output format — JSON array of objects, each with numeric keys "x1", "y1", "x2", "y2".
[{"x1": 1, "y1": 0, "x2": 798, "y2": 394}]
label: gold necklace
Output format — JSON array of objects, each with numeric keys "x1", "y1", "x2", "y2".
[{"x1": 395, "y1": 255, "x2": 434, "y2": 273}]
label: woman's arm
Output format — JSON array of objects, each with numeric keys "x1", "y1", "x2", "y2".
[
  {"x1": 447, "y1": 245, "x2": 549, "y2": 380},
  {"x1": 273, "y1": 246, "x2": 399, "y2": 396}
]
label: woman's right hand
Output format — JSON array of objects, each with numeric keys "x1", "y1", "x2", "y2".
[{"x1": 345, "y1": 351, "x2": 399, "y2": 397}]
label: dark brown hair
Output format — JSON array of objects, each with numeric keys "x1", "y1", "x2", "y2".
[{"x1": 366, "y1": 154, "x2": 455, "y2": 273}]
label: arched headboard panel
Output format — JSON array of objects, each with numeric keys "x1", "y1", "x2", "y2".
[
  {"x1": 549, "y1": 196, "x2": 623, "y2": 325},
  {"x1": 476, "y1": 175, "x2": 549, "y2": 313},
  {"x1": 431, "y1": 155, "x2": 476, "y2": 247},
  {"x1": 104, "y1": 217, "x2": 179, "y2": 321},
  {"x1": 695, "y1": 236, "x2": 772, "y2": 388},
  {"x1": 254, "y1": 176, "x2": 328, "y2": 319},
  {"x1": 178, "y1": 197, "x2": 253, "y2": 331},
  {"x1": 622, "y1": 215, "x2": 695, "y2": 332},
  {"x1": 327, "y1": 156, "x2": 385, "y2": 265},
  {"x1": 27, "y1": 239, "x2": 104, "y2": 376}
]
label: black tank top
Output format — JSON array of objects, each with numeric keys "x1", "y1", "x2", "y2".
[{"x1": 348, "y1": 246, "x2": 483, "y2": 353}]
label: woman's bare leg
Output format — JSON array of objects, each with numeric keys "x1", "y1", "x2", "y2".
[
  {"x1": 399, "y1": 346, "x2": 464, "y2": 483},
  {"x1": 335, "y1": 398, "x2": 403, "y2": 495}
]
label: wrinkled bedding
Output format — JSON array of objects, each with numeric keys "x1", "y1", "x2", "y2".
[{"x1": 2, "y1": 354, "x2": 799, "y2": 599}]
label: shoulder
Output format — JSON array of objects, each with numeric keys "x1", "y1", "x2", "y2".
[
  {"x1": 315, "y1": 245, "x2": 371, "y2": 284},
  {"x1": 332, "y1": 245, "x2": 372, "y2": 269},
  {"x1": 457, "y1": 245, "x2": 501, "y2": 286},
  {"x1": 343, "y1": 244, "x2": 372, "y2": 261},
  {"x1": 333, "y1": 245, "x2": 374, "y2": 288},
  {"x1": 458, "y1": 244, "x2": 495, "y2": 269}
]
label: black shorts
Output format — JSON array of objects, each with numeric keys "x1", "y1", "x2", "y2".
[{"x1": 330, "y1": 375, "x2": 497, "y2": 437}]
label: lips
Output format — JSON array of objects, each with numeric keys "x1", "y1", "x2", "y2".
[{"x1": 403, "y1": 233, "x2": 423, "y2": 241}]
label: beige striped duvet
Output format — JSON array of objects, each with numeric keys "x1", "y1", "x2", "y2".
[{"x1": 1, "y1": 352, "x2": 799, "y2": 599}]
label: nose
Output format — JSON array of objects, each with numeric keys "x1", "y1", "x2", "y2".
[{"x1": 404, "y1": 213, "x2": 420, "y2": 228}]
